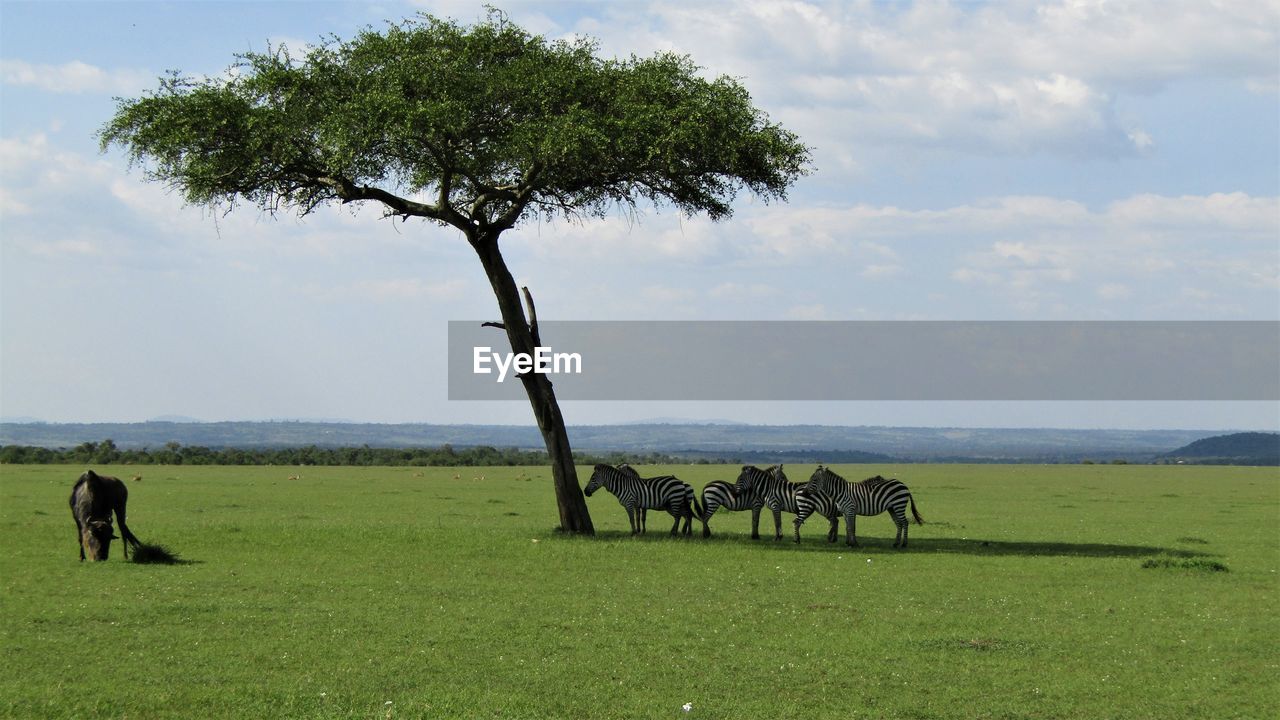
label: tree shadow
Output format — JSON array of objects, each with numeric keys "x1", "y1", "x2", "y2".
[
  {"x1": 564, "y1": 528, "x2": 1214, "y2": 559},
  {"x1": 871, "y1": 537, "x2": 1212, "y2": 559},
  {"x1": 573, "y1": 528, "x2": 705, "y2": 542}
]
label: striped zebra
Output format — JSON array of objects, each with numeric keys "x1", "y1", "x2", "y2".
[
  {"x1": 793, "y1": 486, "x2": 843, "y2": 543},
  {"x1": 734, "y1": 464, "x2": 838, "y2": 541},
  {"x1": 584, "y1": 463, "x2": 700, "y2": 536},
  {"x1": 698, "y1": 480, "x2": 765, "y2": 538},
  {"x1": 800, "y1": 466, "x2": 924, "y2": 548}
]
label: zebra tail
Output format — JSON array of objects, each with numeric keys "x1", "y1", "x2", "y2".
[
  {"x1": 909, "y1": 495, "x2": 924, "y2": 525},
  {"x1": 692, "y1": 495, "x2": 703, "y2": 521}
]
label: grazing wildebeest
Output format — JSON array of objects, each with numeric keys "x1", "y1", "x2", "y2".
[{"x1": 69, "y1": 469, "x2": 142, "y2": 561}]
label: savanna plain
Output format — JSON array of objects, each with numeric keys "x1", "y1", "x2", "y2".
[{"x1": 1, "y1": 463, "x2": 1276, "y2": 719}]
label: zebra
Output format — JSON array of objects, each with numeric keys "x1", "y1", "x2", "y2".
[
  {"x1": 793, "y1": 485, "x2": 844, "y2": 543},
  {"x1": 800, "y1": 466, "x2": 924, "y2": 548},
  {"x1": 734, "y1": 464, "x2": 838, "y2": 541},
  {"x1": 698, "y1": 479, "x2": 765, "y2": 538},
  {"x1": 583, "y1": 463, "x2": 700, "y2": 536},
  {"x1": 615, "y1": 463, "x2": 669, "y2": 534}
]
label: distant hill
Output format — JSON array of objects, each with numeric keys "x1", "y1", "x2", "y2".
[
  {"x1": 1160, "y1": 432, "x2": 1280, "y2": 466},
  {"x1": 0, "y1": 421, "x2": 1233, "y2": 464}
]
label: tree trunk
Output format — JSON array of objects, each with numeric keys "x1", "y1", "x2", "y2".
[{"x1": 470, "y1": 232, "x2": 595, "y2": 534}]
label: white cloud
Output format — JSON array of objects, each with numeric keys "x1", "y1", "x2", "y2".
[
  {"x1": 708, "y1": 282, "x2": 779, "y2": 299},
  {"x1": 1097, "y1": 283, "x2": 1133, "y2": 301},
  {"x1": 569, "y1": 0, "x2": 1278, "y2": 161},
  {"x1": 786, "y1": 303, "x2": 828, "y2": 320},
  {"x1": 861, "y1": 264, "x2": 903, "y2": 279},
  {"x1": 28, "y1": 240, "x2": 101, "y2": 259},
  {"x1": 641, "y1": 285, "x2": 697, "y2": 304},
  {"x1": 0, "y1": 59, "x2": 154, "y2": 95},
  {"x1": 1106, "y1": 192, "x2": 1279, "y2": 237},
  {"x1": 0, "y1": 187, "x2": 31, "y2": 216},
  {"x1": 310, "y1": 277, "x2": 469, "y2": 303}
]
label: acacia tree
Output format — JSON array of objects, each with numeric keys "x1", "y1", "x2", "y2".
[{"x1": 101, "y1": 11, "x2": 809, "y2": 534}]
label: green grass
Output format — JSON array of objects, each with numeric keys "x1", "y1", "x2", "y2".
[{"x1": 1, "y1": 463, "x2": 1276, "y2": 719}]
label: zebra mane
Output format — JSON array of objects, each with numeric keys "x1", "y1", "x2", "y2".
[
  {"x1": 858, "y1": 474, "x2": 892, "y2": 486},
  {"x1": 808, "y1": 465, "x2": 846, "y2": 493},
  {"x1": 817, "y1": 466, "x2": 845, "y2": 482},
  {"x1": 594, "y1": 462, "x2": 641, "y2": 478}
]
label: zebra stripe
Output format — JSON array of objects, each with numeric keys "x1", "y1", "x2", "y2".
[
  {"x1": 793, "y1": 486, "x2": 843, "y2": 544},
  {"x1": 699, "y1": 480, "x2": 764, "y2": 538},
  {"x1": 583, "y1": 463, "x2": 700, "y2": 536},
  {"x1": 734, "y1": 464, "x2": 838, "y2": 540},
  {"x1": 802, "y1": 466, "x2": 924, "y2": 548}
]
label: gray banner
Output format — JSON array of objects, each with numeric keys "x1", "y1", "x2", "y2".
[{"x1": 448, "y1": 321, "x2": 1280, "y2": 401}]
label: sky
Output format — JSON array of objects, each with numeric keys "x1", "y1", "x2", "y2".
[{"x1": 1, "y1": 0, "x2": 1277, "y2": 430}]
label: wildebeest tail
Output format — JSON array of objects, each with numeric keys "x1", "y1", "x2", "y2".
[{"x1": 909, "y1": 494, "x2": 924, "y2": 525}]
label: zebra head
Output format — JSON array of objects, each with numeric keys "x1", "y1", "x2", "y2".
[
  {"x1": 770, "y1": 464, "x2": 788, "y2": 483},
  {"x1": 807, "y1": 465, "x2": 840, "y2": 496},
  {"x1": 584, "y1": 464, "x2": 613, "y2": 497},
  {"x1": 734, "y1": 465, "x2": 763, "y2": 494}
]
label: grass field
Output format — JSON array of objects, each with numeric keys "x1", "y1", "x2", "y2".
[{"x1": 1, "y1": 463, "x2": 1277, "y2": 719}]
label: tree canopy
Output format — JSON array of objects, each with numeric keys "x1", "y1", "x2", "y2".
[
  {"x1": 100, "y1": 11, "x2": 811, "y2": 236},
  {"x1": 100, "y1": 9, "x2": 811, "y2": 534}
]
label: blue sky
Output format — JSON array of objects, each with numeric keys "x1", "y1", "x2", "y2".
[{"x1": 1, "y1": 0, "x2": 1277, "y2": 429}]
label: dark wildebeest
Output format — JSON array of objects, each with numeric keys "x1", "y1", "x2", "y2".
[{"x1": 69, "y1": 469, "x2": 141, "y2": 561}]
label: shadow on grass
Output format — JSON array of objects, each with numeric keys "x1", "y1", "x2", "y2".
[
  {"x1": 558, "y1": 528, "x2": 1213, "y2": 559},
  {"x1": 128, "y1": 543, "x2": 199, "y2": 565}
]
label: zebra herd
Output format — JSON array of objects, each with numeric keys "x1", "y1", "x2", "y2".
[{"x1": 583, "y1": 463, "x2": 925, "y2": 548}]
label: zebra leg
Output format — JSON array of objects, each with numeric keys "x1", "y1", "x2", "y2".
[
  {"x1": 750, "y1": 506, "x2": 762, "y2": 540},
  {"x1": 639, "y1": 507, "x2": 647, "y2": 534},
  {"x1": 669, "y1": 506, "x2": 681, "y2": 536},
  {"x1": 626, "y1": 505, "x2": 638, "y2": 535},
  {"x1": 891, "y1": 508, "x2": 907, "y2": 547},
  {"x1": 827, "y1": 514, "x2": 839, "y2": 543},
  {"x1": 701, "y1": 498, "x2": 715, "y2": 538},
  {"x1": 793, "y1": 506, "x2": 808, "y2": 544},
  {"x1": 846, "y1": 512, "x2": 859, "y2": 547},
  {"x1": 772, "y1": 507, "x2": 784, "y2": 541}
]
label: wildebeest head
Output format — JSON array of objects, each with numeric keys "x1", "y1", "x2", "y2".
[{"x1": 81, "y1": 519, "x2": 118, "y2": 561}]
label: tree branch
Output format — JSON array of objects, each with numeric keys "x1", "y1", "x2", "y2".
[
  {"x1": 313, "y1": 173, "x2": 472, "y2": 229},
  {"x1": 522, "y1": 286, "x2": 541, "y2": 347},
  {"x1": 489, "y1": 161, "x2": 544, "y2": 232}
]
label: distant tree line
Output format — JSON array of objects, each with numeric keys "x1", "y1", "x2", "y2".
[{"x1": 0, "y1": 440, "x2": 703, "y2": 467}]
